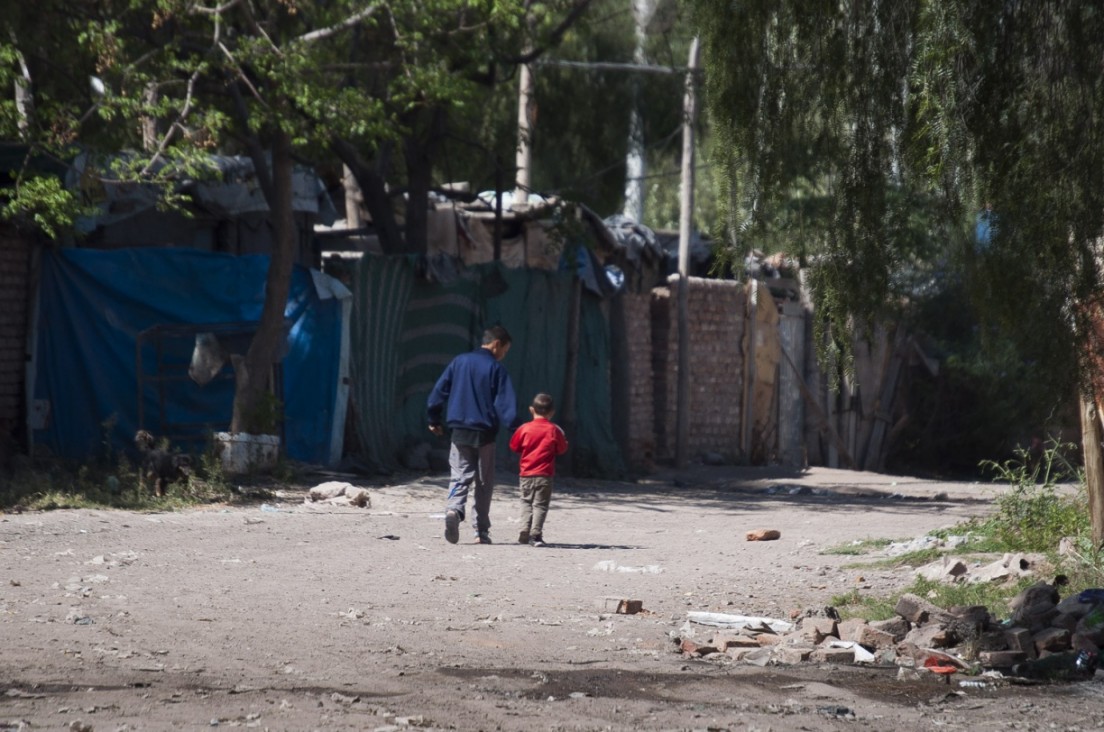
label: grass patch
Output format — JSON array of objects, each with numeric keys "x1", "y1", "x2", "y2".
[
  {"x1": 821, "y1": 537, "x2": 894, "y2": 556},
  {"x1": 0, "y1": 436, "x2": 276, "y2": 512},
  {"x1": 829, "y1": 589, "x2": 899, "y2": 621},
  {"x1": 832, "y1": 439, "x2": 1104, "y2": 623}
]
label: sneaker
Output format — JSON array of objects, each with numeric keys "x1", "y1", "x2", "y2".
[
  {"x1": 518, "y1": 530, "x2": 530, "y2": 545},
  {"x1": 476, "y1": 532, "x2": 493, "y2": 545},
  {"x1": 444, "y1": 510, "x2": 460, "y2": 544},
  {"x1": 530, "y1": 535, "x2": 545, "y2": 547}
]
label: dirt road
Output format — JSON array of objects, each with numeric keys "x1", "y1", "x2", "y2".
[{"x1": 3, "y1": 465, "x2": 1102, "y2": 731}]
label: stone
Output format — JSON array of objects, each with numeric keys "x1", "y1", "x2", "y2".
[
  {"x1": 712, "y1": 634, "x2": 760, "y2": 650},
  {"x1": 1008, "y1": 581, "x2": 1060, "y2": 612},
  {"x1": 596, "y1": 597, "x2": 643, "y2": 615},
  {"x1": 1071, "y1": 634, "x2": 1101, "y2": 655},
  {"x1": 777, "y1": 646, "x2": 814, "y2": 664},
  {"x1": 746, "y1": 528, "x2": 781, "y2": 541},
  {"x1": 976, "y1": 630, "x2": 1009, "y2": 652},
  {"x1": 915, "y1": 556, "x2": 969, "y2": 583},
  {"x1": 858, "y1": 626, "x2": 898, "y2": 650},
  {"x1": 979, "y1": 650, "x2": 1026, "y2": 667},
  {"x1": 869, "y1": 617, "x2": 910, "y2": 642},
  {"x1": 801, "y1": 617, "x2": 839, "y2": 644},
  {"x1": 1012, "y1": 600, "x2": 1059, "y2": 631},
  {"x1": 836, "y1": 618, "x2": 868, "y2": 643},
  {"x1": 1051, "y1": 612, "x2": 1080, "y2": 633},
  {"x1": 1033, "y1": 627, "x2": 1072, "y2": 654},
  {"x1": 894, "y1": 593, "x2": 943, "y2": 625},
  {"x1": 903, "y1": 623, "x2": 955, "y2": 649},
  {"x1": 1004, "y1": 627, "x2": 1038, "y2": 659},
  {"x1": 811, "y1": 646, "x2": 855, "y2": 664},
  {"x1": 680, "y1": 639, "x2": 717, "y2": 656}
]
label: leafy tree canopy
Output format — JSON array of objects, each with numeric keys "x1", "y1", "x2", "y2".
[{"x1": 691, "y1": 0, "x2": 1104, "y2": 404}]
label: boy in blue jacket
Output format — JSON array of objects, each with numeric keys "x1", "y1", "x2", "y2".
[{"x1": 427, "y1": 325, "x2": 518, "y2": 545}]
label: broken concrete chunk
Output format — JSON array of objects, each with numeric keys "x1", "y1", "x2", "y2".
[
  {"x1": 835, "y1": 618, "x2": 868, "y2": 643},
  {"x1": 777, "y1": 646, "x2": 814, "y2": 664},
  {"x1": 810, "y1": 646, "x2": 855, "y2": 664},
  {"x1": 596, "y1": 597, "x2": 643, "y2": 615},
  {"x1": 979, "y1": 650, "x2": 1026, "y2": 667},
  {"x1": 1033, "y1": 626, "x2": 1072, "y2": 654},
  {"x1": 712, "y1": 634, "x2": 761, "y2": 650},
  {"x1": 800, "y1": 617, "x2": 839, "y2": 644},
  {"x1": 915, "y1": 556, "x2": 969, "y2": 583},
  {"x1": 858, "y1": 626, "x2": 898, "y2": 650},
  {"x1": 894, "y1": 593, "x2": 943, "y2": 625},
  {"x1": 746, "y1": 528, "x2": 781, "y2": 541},
  {"x1": 869, "y1": 617, "x2": 910, "y2": 642}
]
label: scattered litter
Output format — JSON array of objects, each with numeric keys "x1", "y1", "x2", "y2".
[
  {"x1": 687, "y1": 611, "x2": 795, "y2": 634},
  {"x1": 306, "y1": 481, "x2": 371, "y2": 507},
  {"x1": 592, "y1": 560, "x2": 663, "y2": 574},
  {"x1": 817, "y1": 705, "x2": 854, "y2": 719},
  {"x1": 260, "y1": 504, "x2": 281, "y2": 513},
  {"x1": 826, "y1": 640, "x2": 876, "y2": 663}
]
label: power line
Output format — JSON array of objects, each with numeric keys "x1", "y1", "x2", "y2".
[{"x1": 533, "y1": 59, "x2": 702, "y2": 75}]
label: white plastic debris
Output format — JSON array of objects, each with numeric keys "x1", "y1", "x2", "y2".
[{"x1": 686, "y1": 611, "x2": 795, "y2": 634}]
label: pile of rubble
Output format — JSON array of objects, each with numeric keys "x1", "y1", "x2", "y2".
[{"x1": 676, "y1": 580, "x2": 1104, "y2": 681}]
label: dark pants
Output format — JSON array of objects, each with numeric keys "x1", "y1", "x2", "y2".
[
  {"x1": 447, "y1": 441, "x2": 497, "y2": 535},
  {"x1": 519, "y1": 475, "x2": 554, "y2": 537}
]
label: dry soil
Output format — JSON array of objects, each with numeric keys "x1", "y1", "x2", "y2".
[{"x1": 3, "y1": 464, "x2": 1103, "y2": 731}]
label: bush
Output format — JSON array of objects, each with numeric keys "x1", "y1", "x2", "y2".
[{"x1": 977, "y1": 437, "x2": 1087, "y2": 552}]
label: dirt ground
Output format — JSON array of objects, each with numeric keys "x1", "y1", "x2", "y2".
[{"x1": 3, "y1": 463, "x2": 1104, "y2": 731}]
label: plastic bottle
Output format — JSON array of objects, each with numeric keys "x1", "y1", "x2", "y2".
[{"x1": 1012, "y1": 650, "x2": 1098, "y2": 681}]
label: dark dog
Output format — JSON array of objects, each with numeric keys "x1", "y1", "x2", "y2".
[{"x1": 134, "y1": 430, "x2": 192, "y2": 497}]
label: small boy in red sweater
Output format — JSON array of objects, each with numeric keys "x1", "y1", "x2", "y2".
[{"x1": 509, "y1": 393, "x2": 568, "y2": 547}]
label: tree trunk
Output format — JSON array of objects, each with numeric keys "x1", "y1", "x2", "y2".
[
  {"x1": 230, "y1": 129, "x2": 296, "y2": 435},
  {"x1": 331, "y1": 137, "x2": 405, "y2": 254},
  {"x1": 1081, "y1": 394, "x2": 1104, "y2": 548},
  {"x1": 402, "y1": 107, "x2": 446, "y2": 255}
]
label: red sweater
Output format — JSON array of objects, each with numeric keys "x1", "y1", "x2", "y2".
[{"x1": 509, "y1": 418, "x2": 568, "y2": 477}]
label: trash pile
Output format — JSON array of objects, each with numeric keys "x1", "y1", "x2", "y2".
[{"x1": 676, "y1": 581, "x2": 1104, "y2": 683}]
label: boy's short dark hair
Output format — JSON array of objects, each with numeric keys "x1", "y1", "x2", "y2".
[
  {"x1": 531, "y1": 393, "x2": 554, "y2": 416},
  {"x1": 482, "y1": 324, "x2": 512, "y2": 346}
]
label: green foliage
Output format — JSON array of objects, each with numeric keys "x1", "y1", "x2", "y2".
[
  {"x1": 977, "y1": 438, "x2": 1087, "y2": 552},
  {"x1": 828, "y1": 589, "x2": 899, "y2": 622},
  {"x1": 691, "y1": 0, "x2": 1104, "y2": 402}
]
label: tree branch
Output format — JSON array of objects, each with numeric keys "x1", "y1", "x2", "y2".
[
  {"x1": 188, "y1": 0, "x2": 244, "y2": 15},
  {"x1": 296, "y1": 4, "x2": 383, "y2": 44}
]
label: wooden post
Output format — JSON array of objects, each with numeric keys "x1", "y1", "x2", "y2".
[
  {"x1": 1081, "y1": 395, "x2": 1104, "y2": 548},
  {"x1": 742, "y1": 280, "x2": 759, "y2": 460},
  {"x1": 561, "y1": 277, "x2": 582, "y2": 474},
  {"x1": 675, "y1": 37, "x2": 700, "y2": 469}
]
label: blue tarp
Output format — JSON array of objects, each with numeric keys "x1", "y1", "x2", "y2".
[{"x1": 32, "y1": 248, "x2": 345, "y2": 463}]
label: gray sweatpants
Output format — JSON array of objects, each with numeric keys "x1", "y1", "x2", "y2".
[{"x1": 446, "y1": 441, "x2": 497, "y2": 535}]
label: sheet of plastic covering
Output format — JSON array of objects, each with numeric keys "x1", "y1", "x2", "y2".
[
  {"x1": 348, "y1": 256, "x2": 625, "y2": 476},
  {"x1": 31, "y1": 247, "x2": 346, "y2": 464}
]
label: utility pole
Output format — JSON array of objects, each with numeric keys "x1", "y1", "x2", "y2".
[{"x1": 675, "y1": 37, "x2": 700, "y2": 469}]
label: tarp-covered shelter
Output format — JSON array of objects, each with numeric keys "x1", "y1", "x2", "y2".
[
  {"x1": 66, "y1": 152, "x2": 337, "y2": 266},
  {"x1": 349, "y1": 254, "x2": 625, "y2": 478},
  {"x1": 30, "y1": 248, "x2": 350, "y2": 465}
]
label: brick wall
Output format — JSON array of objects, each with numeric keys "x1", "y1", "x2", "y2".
[
  {"x1": 649, "y1": 277, "x2": 747, "y2": 462},
  {"x1": 0, "y1": 225, "x2": 29, "y2": 443},
  {"x1": 620, "y1": 292, "x2": 655, "y2": 468}
]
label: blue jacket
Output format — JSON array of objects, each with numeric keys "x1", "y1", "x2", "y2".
[{"x1": 426, "y1": 348, "x2": 518, "y2": 435}]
